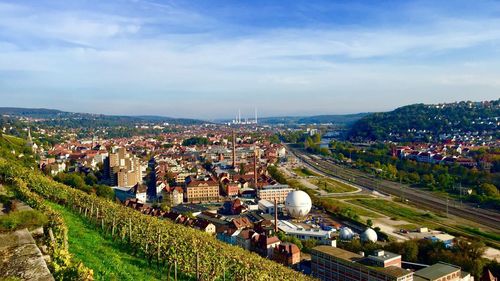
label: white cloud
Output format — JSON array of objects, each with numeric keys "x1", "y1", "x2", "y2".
[{"x1": 0, "y1": 1, "x2": 500, "y2": 118}]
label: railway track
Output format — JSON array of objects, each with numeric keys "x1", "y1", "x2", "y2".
[{"x1": 287, "y1": 145, "x2": 500, "y2": 233}]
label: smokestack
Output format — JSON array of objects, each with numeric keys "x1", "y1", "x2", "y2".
[
  {"x1": 254, "y1": 148, "x2": 258, "y2": 189},
  {"x1": 238, "y1": 109, "x2": 241, "y2": 124},
  {"x1": 232, "y1": 130, "x2": 236, "y2": 168},
  {"x1": 274, "y1": 197, "x2": 278, "y2": 233},
  {"x1": 255, "y1": 107, "x2": 258, "y2": 124}
]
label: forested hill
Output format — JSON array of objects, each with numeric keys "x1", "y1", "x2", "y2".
[
  {"x1": 0, "y1": 107, "x2": 207, "y2": 126},
  {"x1": 258, "y1": 113, "x2": 369, "y2": 125},
  {"x1": 348, "y1": 100, "x2": 500, "y2": 141}
]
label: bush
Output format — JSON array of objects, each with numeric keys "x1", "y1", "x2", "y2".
[{"x1": 0, "y1": 210, "x2": 48, "y2": 231}]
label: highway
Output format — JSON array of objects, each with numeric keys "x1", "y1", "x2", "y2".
[{"x1": 286, "y1": 144, "x2": 500, "y2": 233}]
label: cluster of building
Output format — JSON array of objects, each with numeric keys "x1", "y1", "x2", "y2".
[
  {"x1": 26, "y1": 123, "x2": 496, "y2": 280},
  {"x1": 121, "y1": 190, "x2": 316, "y2": 268},
  {"x1": 395, "y1": 143, "x2": 493, "y2": 169}
]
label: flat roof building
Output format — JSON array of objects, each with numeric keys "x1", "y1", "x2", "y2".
[
  {"x1": 368, "y1": 250, "x2": 402, "y2": 268},
  {"x1": 256, "y1": 184, "x2": 293, "y2": 203},
  {"x1": 413, "y1": 262, "x2": 471, "y2": 281},
  {"x1": 311, "y1": 246, "x2": 413, "y2": 281}
]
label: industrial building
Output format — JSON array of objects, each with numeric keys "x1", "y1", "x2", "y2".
[{"x1": 311, "y1": 246, "x2": 413, "y2": 281}]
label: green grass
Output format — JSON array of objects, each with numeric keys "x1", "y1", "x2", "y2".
[
  {"x1": 321, "y1": 198, "x2": 383, "y2": 218},
  {"x1": 288, "y1": 179, "x2": 320, "y2": 196},
  {"x1": 0, "y1": 210, "x2": 48, "y2": 232},
  {"x1": 48, "y1": 203, "x2": 179, "y2": 281},
  {"x1": 394, "y1": 224, "x2": 419, "y2": 230},
  {"x1": 349, "y1": 199, "x2": 438, "y2": 222},
  {"x1": 307, "y1": 178, "x2": 357, "y2": 193},
  {"x1": 292, "y1": 167, "x2": 320, "y2": 177},
  {"x1": 329, "y1": 195, "x2": 372, "y2": 200},
  {"x1": 459, "y1": 226, "x2": 500, "y2": 242},
  {"x1": 2, "y1": 134, "x2": 26, "y2": 147}
]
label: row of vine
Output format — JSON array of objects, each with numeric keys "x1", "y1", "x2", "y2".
[
  {"x1": 0, "y1": 158, "x2": 315, "y2": 281},
  {"x1": 8, "y1": 177, "x2": 94, "y2": 280}
]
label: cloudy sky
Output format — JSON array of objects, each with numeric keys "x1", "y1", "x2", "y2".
[{"x1": 0, "y1": 0, "x2": 499, "y2": 119}]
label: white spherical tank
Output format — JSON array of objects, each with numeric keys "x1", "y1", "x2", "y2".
[
  {"x1": 339, "y1": 227, "x2": 354, "y2": 240},
  {"x1": 285, "y1": 190, "x2": 312, "y2": 218},
  {"x1": 361, "y1": 228, "x2": 378, "y2": 243}
]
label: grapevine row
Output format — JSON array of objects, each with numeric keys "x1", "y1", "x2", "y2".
[
  {"x1": 0, "y1": 158, "x2": 315, "y2": 281},
  {"x1": 9, "y1": 177, "x2": 94, "y2": 280}
]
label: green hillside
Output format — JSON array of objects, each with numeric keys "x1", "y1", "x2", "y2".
[
  {"x1": 0, "y1": 133, "x2": 35, "y2": 166},
  {"x1": 348, "y1": 100, "x2": 499, "y2": 141}
]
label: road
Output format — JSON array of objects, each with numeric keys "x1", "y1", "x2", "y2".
[{"x1": 286, "y1": 144, "x2": 500, "y2": 233}]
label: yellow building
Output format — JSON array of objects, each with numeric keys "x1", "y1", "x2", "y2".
[{"x1": 185, "y1": 180, "x2": 220, "y2": 203}]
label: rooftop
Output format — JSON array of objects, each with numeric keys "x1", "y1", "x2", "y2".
[
  {"x1": 368, "y1": 250, "x2": 401, "y2": 263},
  {"x1": 312, "y1": 245, "x2": 362, "y2": 262},
  {"x1": 260, "y1": 184, "x2": 291, "y2": 190},
  {"x1": 414, "y1": 262, "x2": 460, "y2": 280},
  {"x1": 313, "y1": 246, "x2": 412, "y2": 278}
]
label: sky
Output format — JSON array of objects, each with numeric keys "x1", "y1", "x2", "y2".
[{"x1": 0, "y1": 0, "x2": 499, "y2": 119}]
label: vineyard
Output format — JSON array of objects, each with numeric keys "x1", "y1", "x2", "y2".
[{"x1": 0, "y1": 157, "x2": 315, "y2": 281}]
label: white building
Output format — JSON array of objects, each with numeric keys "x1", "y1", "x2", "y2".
[
  {"x1": 277, "y1": 220, "x2": 336, "y2": 247},
  {"x1": 257, "y1": 184, "x2": 293, "y2": 203}
]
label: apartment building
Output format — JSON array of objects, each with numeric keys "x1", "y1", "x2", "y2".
[
  {"x1": 256, "y1": 184, "x2": 293, "y2": 203},
  {"x1": 185, "y1": 180, "x2": 220, "y2": 203}
]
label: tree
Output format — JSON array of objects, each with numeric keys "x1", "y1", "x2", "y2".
[
  {"x1": 420, "y1": 174, "x2": 435, "y2": 188},
  {"x1": 239, "y1": 163, "x2": 246, "y2": 175},
  {"x1": 386, "y1": 164, "x2": 398, "y2": 179},
  {"x1": 407, "y1": 172, "x2": 420, "y2": 183},
  {"x1": 58, "y1": 173, "x2": 85, "y2": 189},
  {"x1": 302, "y1": 239, "x2": 318, "y2": 253},
  {"x1": 437, "y1": 173, "x2": 454, "y2": 190},
  {"x1": 94, "y1": 184, "x2": 114, "y2": 200},
  {"x1": 84, "y1": 173, "x2": 98, "y2": 186},
  {"x1": 478, "y1": 183, "x2": 498, "y2": 197},
  {"x1": 366, "y1": 219, "x2": 373, "y2": 227}
]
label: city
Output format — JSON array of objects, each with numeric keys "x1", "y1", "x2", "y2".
[{"x1": 0, "y1": 1, "x2": 499, "y2": 281}]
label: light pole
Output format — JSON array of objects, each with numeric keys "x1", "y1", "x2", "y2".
[{"x1": 446, "y1": 197, "x2": 449, "y2": 218}]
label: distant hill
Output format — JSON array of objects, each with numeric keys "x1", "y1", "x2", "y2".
[
  {"x1": 0, "y1": 107, "x2": 66, "y2": 118},
  {"x1": 258, "y1": 113, "x2": 369, "y2": 126},
  {"x1": 0, "y1": 107, "x2": 208, "y2": 126},
  {"x1": 348, "y1": 100, "x2": 500, "y2": 141}
]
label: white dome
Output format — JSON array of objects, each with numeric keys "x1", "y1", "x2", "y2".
[
  {"x1": 339, "y1": 227, "x2": 354, "y2": 240},
  {"x1": 361, "y1": 228, "x2": 377, "y2": 243},
  {"x1": 285, "y1": 190, "x2": 312, "y2": 219}
]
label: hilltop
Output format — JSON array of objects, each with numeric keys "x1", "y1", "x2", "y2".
[
  {"x1": 348, "y1": 100, "x2": 500, "y2": 141},
  {"x1": 0, "y1": 107, "x2": 208, "y2": 126}
]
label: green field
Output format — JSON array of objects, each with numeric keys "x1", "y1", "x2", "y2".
[
  {"x1": 288, "y1": 179, "x2": 320, "y2": 196},
  {"x1": 292, "y1": 167, "x2": 320, "y2": 177},
  {"x1": 349, "y1": 198, "x2": 438, "y2": 222},
  {"x1": 321, "y1": 198, "x2": 383, "y2": 218},
  {"x1": 459, "y1": 226, "x2": 500, "y2": 242},
  {"x1": 48, "y1": 203, "x2": 179, "y2": 281},
  {"x1": 308, "y1": 178, "x2": 357, "y2": 193}
]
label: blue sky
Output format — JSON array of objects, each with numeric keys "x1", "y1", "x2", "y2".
[{"x1": 0, "y1": 0, "x2": 499, "y2": 119}]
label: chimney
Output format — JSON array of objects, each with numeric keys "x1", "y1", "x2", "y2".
[
  {"x1": 274, "y1": 197, "x2": 278, "y2": 233},
  {"x1": 253, "y1": 148, "x2": 258, "y2": 189},
  {"x1": 232, "y1": 131, "x2": 236, "y2": 168}
]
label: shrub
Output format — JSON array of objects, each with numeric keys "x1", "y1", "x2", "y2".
[{"x1": 0, "y1": 210, "x2": 48, "y2": 231}]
